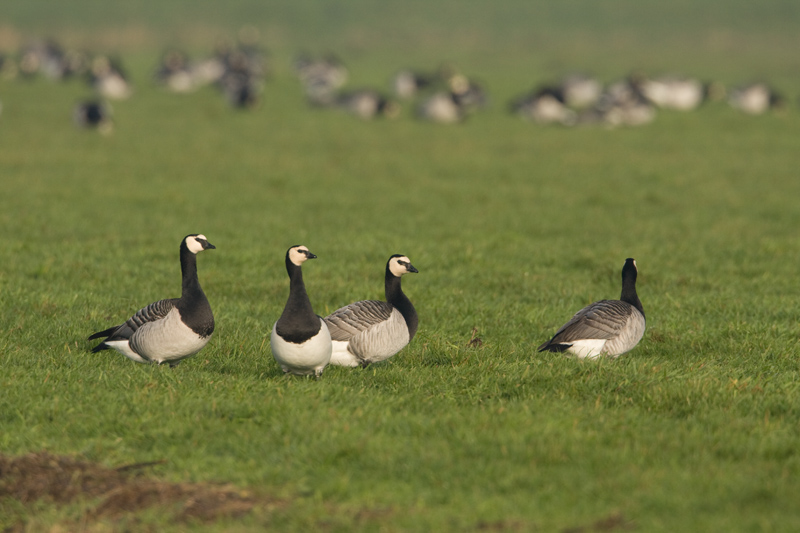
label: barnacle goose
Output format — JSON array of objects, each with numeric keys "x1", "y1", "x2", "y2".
[
  {"x1": 325, "y1": 255, "x2": 418, "y2": 367},
  {"x1": 538, "y1": 258, "x2": 645, "y2": 359},
  {"x1": 73, "y1": 100, "x2": 113, "y2": 134},
  {"x1": 271, "y1": 246, "x2": 332, "y2": 377},
  {"x1": 88, "y1": 234, "x2": 216, "y2": 366}
]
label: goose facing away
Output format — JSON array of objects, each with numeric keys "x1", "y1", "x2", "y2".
[
  {"x1": 271, "y1": 246, "x2": 332, "y2": 377},
  {"x1": 325, "y1": 255, "x2": 419, "y2": 367},
  {"x1": 88, "y1": 234, "x2": 216, "y2": 366},
  {"x1": 538, "y1": 258, "x2": 645, "y2": 359}
]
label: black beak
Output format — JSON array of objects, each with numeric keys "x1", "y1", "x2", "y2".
[
  {"x1": 407, "y1": 263, "x2": 419, "y2": 273},
  {"x1": 305, "y1": 251, "x2": 317, "y2": 259},
  {"x1": 201, "y1": 239, "x2": 216, "y2": 250}
]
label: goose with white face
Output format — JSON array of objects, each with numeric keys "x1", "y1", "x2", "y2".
[
  {"x1": 88, "y1": 233, "x2": 216, "y2": 367},
  {"x1": 185, "y1": 234, "x2": 216, "y2": 254},
  {"x1": 388, "y1": 255, "x2": 418, "y2": 277},
  {"x1": 288, "y1": 245, "x2": 316, "y2": 266},
  {"x1": 325, "y1": 253, "x2": 419, "y2": 367}
]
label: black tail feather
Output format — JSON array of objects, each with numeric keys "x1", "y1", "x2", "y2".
[
  {"x1": 537, "y1": 341, "x2": 572, "y2": 353},
  {"x1": 88, "y1": 325, "x2": 119, "y2": 340},
  {"x1": 91, "y1": 342, "x2": 110, "y2": 353}
]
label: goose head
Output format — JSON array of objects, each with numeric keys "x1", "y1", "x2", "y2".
[
  {"x1": 184, "y1": 234, "x2": 216, "y2": 254},
  {"x1": 388, "y1": 254, "x2": 419, "y2": 277},
  {"x1": 288, "y1": 245, "x2": 317, "y2": 266}
]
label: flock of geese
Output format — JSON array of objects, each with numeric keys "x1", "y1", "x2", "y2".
[
  {"x1": 0, "y1": 36, "x2": 790, "y2": 133},
  {"x1": 88, "y1": 235, "x2": 646, "y2": 377}
]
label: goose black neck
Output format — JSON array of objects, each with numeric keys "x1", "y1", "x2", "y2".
[
  {"x1": 620, "y1": 264, "x2": 644, "y2": 317},
  {"x1": 276, "y1": 254, "x2": 321, "y2": 342},
  {"x1": 178, "y1": 241, "x2": 214, "y2": 336},
  {"x1": 180, "y1": 242, "x2": 203, "y2": 299},
  {"x1": 385, "y1": 266, "x2": 418, "y2": 340}
]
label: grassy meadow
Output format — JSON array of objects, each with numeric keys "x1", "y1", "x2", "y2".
[{"x1": 2, "y1": 1, "x2": 800, "y2": 531}]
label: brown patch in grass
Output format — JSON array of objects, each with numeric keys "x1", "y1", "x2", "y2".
[
  {"x1": 562, "y1": 512, "x2": 636, "y2": 533},
  {"x1": 0, "y1": 452, "x2": 264, "y2": 525}
]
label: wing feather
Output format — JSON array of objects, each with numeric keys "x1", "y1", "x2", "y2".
[
  {"x1": 96, "y1": 298, "x2": 179, "y2": 343},
  {"x1": 324, "y1": 300, "x2": 393, "y2": 342}
]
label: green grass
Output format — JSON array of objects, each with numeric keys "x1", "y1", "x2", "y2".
[{"x1": 2, "y1": 1, "x2": 800, "y2": 531}]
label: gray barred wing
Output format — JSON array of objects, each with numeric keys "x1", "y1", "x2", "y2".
[
  {"x1": 324, "y1": 300, "x2": 394, "y2": 342},
  {"x1": 549, "y1": 300, "x2": 633, "y2": 343},
  {"x1": 105, "y1": 299, "x2": 179, "y2": 342}
]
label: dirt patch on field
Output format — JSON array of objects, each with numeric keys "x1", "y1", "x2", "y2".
[
  {"x1": 0, "y1": 452, "x2": 264, "y2": 526},
  {"x1": 562, "y1": 512, "x2": 636, "y2": 532}
]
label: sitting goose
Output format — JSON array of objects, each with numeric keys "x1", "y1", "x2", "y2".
[
  {"x1": 271, "y1": 245, "x2": 332, "y2": 377},
  {"x1": 88, "y1": 234, "x2": 216, "y2": 366},
  {"x1": 538, "y1": 258, "x2": 645, "y2": 359},
  {"x1": 325, "y1": 254, "x2": 419, "y2": 367}
]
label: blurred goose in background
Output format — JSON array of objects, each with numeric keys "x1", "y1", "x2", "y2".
[
  {"x1": 448, "y1": 73, "x2": 488, "y2": 113},
  {"x1": 73, "y1": 100, "x2": 113, "y2": 134},
  {"x1": 559, "y1": 73, "x2": 603, "y2": 109},
  {"x1": 293, "y1": 53, "x2": 348, "y2": 107},
  {"x1": 326, "y1": 255, "x2": 419, "y2": 367},
  {"x1": 18, "y1": 39, "x2": 86, "y2": 81},
  {"x1": 639, "y1": 75, "x2": 706, "y2": 111},
  {"x1": 510, "y1": 86, "x2": 577, "y2": 126},
  {"x1": 88, "y1": 234, "x2": 216, "y2": 366},
  {"x1": 221, "y1": 71, "x2": 261, "y2": 109},
  {"x1": 585, "y1": 77, "x2": 656, "y2": 127},
  {"x1": 538, "y1": 258, "x2": 645, "y2": 359},
  {"x1": 392, "y1": 69, "x2": 435, "y2": 99},
  {"x1": 271, "y1": 246, "x2": 332, "y2": 378},
  {"x1": 416, "y1": 91, "x2": 463, "y2": 123},
  {"x1": 89, "y1": 55, "x2": 132, "y2": 100},
  {"x1": 154, "y1": 49, "x2": 195, "y2": 93},
  {"x1": 728, "y1": 82, "x2": 784, "y2": 115},
  {"x1": 336, "y1": 89, "x2": 400, "y2": 119}
]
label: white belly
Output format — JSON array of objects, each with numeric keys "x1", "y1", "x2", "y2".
[{"x1": 271, "y1": 319, "x2": 332, "y2": 376}]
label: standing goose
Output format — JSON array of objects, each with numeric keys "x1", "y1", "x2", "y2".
[
  {"x1": 538, "y1": 258, "x2": 645, "y2": 359},
  {"x1": 325, "y1": 254, "x2": 419, "y2": 367},
  {"x1": 271, "y1": 245, "x2": 332, "y2": 377},
  {"x1": 88, "y1": 234, "x2": 216, "y2": 366}
]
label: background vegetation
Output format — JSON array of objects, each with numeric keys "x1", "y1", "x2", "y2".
[{"x1": 1, "y1": 1, "x2": 800, "y2": 530}]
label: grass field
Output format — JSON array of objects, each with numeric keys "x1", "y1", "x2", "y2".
[{"x1": 2, "y1": 1, "x2": 800, "y2": 531}]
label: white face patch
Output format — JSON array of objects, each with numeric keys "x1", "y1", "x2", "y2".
[
  {"x1": 389, "y1": 256, "x2": 412, "y2": 277},
  {"x1": 186, "y1": 234, "x2": 208, "y2": 254},
  {"x1": 289, "y1": 246, "x2": 311, "y2": 266}
]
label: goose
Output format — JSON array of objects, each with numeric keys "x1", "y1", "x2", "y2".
[
  {"x1": 559, "y1": 74, "x2": 602, "y2": 110},
  {"x1": 728, "y1": 83, "x2": 784, "y2": 115},
  {"x1": 325, "y1": 254, "x2": 418, "y2": 367},
  {"x1": 510, "y1": 86, "x2": 577, "y2": 126},
  {"x1": 271, "y1": 246, "x2": 332, "y2": 377},
  {"x1": 392, "y1": 69, "x2": 434, "y2": 100},
  {"x1": 73, "y1": 100, "x2": 113, "y2": 134},
  {"x1": 154, "y1": 49, "x2": 195, "y2": 93},
  {"x1": 89, "y1": 55, "x2": 132, "y2": 100},
  {"x1": 417, "y1": 91, "x2": 464, "y2": 123},
  {"x1": 88, "y1": 234, "x2": 216, "y2": 366},
  {"x1": 538, "y1": 258, "x2": 645, "y2": 359},
  {"x1": 336, "y1": 89, "x2": 400, "y2": 120},
  {"x1": 639, "y1": 75, "x2": 705, "y2": 111}
]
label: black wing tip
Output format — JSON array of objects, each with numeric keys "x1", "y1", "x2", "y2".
[
  {"x1": 91, "y1": 343, "x2": 109, "y2": 353},
  {"x1": 538, "y1": 342, "x2": 571, "y2": 353},
  {"x1": 88, "y1": 325, "x2": 118, "y2": 340}
]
